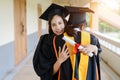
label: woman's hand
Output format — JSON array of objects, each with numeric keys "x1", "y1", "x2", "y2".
[
  {"x1": 57, "y1": 43, "x2": 70, "y2": 64},
  {"x1": 53, "y1": 43, "x2": 70, "y2": 74},
  {"x1": 79, "y1": 45, "x2": 98, "y2": 55}
]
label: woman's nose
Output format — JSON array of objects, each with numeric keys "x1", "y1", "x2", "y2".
[{"x1": 56, "y1": 25, "x2": 60, "y2": 29}]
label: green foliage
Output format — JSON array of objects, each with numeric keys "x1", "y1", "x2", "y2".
[
  {"x1": 118, "y1": 32, "x2": 120, "y2": 39},
  {"x1": 99, "y1": 20, "x2": 120, "y2": 32},
  {"x1": 86, "y1": 13, "x2": 90, "y2": 27},
  {"x1": 99, "y1": 19, "x2": 120, "y2": 39}
]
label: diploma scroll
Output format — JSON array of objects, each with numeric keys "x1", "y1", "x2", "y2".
[{"x1": 62, "y1": 36, "x2": 93, "y2": 57}]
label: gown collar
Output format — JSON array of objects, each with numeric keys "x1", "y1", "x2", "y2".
[{"x1": 74, "y1": 28, "x2": 81, "y2": 32}]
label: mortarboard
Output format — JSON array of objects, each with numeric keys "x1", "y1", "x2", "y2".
[
  {"x1": 65, "y1": 6, "x2": 94, "y2": 25},
  {"x1": 40, "y1": 3, "x2": 69, "y2": 21}
]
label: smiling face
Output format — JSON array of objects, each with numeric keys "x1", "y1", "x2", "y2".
[{"x1": 50, "y1": 15, "x2": 65, "y2": 35}]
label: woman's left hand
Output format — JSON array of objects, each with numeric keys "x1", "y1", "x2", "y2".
[{"x1": 80, "y1": 45, "x2": 98, "y2": 55}]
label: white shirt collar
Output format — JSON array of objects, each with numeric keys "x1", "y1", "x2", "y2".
[{"x1": 74, "y1": 28, "x2": 81, "y2": 31}]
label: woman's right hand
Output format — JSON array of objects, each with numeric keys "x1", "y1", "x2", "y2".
[
  {"x1": 57, "y1": 43, "x2": 70, "y2": 64},
  {"x1": 53, "y1": 44, "x2": 70, "y2": 74}
]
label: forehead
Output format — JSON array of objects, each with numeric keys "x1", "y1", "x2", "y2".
[
  {"x1": 51, "y1": 15, "x2": 63, "y2": 21},
  {"x1": 40, "y1": 3, "x2": 69, "y2": 21}
]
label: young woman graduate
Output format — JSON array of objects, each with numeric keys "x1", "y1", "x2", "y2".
[
  {"x1": 52, "y1": 6, "x2": 102, "y2": 80},
  {"x1": 33, "y1": 3, "x2": 70, "y2": 80}
]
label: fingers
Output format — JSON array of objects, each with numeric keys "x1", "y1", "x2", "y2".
[
  {"x1": 80, "y1": 48, "x2": 90, "y2": 54},
  {"x1": 58, "y1": 46, "x2": 61, "y2": 54},
  {"x1": 61, "y1": 43, "x2": 66, "y2": 52},
  {"x1": 81, "y1": 45, "x2": 98, "y2": 55},
  {"x1": 58, "y1": 43, "x2": 70, "y2": 64},
  {"x1": 61, "y1": 43, "x2": 69, "y2": 54},
  {"x1": 65, "y1": 47, "x2": 69, "y2": 54}
]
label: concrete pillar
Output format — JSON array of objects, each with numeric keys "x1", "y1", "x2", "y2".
[
  {"x1": 90, "y1": 2, "x2": 99, "y2": 32},
  {"x1": 37, "y1": 4, "x2": 42, "y2": 37}
]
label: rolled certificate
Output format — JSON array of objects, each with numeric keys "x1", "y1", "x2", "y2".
[{"x1": 62, "y1": 36, "x2": 93, "y2": 57}]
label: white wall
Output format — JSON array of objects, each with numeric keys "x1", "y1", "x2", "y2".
[
  {"x1": 26, "y1": 0, "x2": 52, "y2": 35},
  {"x1": 0, "y1": 0, "x2": 14, "y2": 46},
  {"x1": 0, "y1": 0, "x2": 52, "y2": 46},
  {"x1": 40, "y1": 1, "x2": 52, "y2": 30},
  {"x1": 26, "y1": 0, "x2": 38, "y2": 35}
]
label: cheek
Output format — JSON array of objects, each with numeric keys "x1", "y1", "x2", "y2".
[
  {"x1": 61, "y1": 24, "x2": 65, "y2": 29},
  {"x1": 51, "y1": 27, "x2": 56, "y2": 32}
]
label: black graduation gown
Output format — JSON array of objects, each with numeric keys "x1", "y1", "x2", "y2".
[
  {"x1": 54, "y1": 32, "x2": 102, "y2": 80},
  {"x1": 33, "y1": 32, "x2": 102, "y2": 80},
  {"x1": 33, "y1": 34, "x2": 72, "y2": 80}
]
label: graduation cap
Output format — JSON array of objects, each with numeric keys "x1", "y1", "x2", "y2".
[
  {"x1": 65, "y1": 6, "x2": 94, "y2": 25},
  {"x1": 40, "y1": 3, "x2": 69, "y2": 21}
]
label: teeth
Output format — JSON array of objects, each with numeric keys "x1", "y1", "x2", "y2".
[
  {"x1": 56, "y1": 31, "x2": 62, "y2": 34},
  {"x1": 57, "y1": 31, "x2": 61, "y2": 33}
]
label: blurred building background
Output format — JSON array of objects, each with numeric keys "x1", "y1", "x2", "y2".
[{"x1": 0, "y1": 0, "x2": 120, "y2": 80}]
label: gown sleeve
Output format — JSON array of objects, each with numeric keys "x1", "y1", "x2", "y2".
[
  {"x1": 89, "y1": 34, "x2": 102, "y2": 80},
  {"x1": 90, "y1": 34, "x2": 102, "y2": 55},
  {"x1": 33, "y1": 34, "x2": 56, "y2": 80}
]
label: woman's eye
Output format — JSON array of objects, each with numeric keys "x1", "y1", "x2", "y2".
[{"x1": 58, "y1": 22, "x2": 62, "y2": 25}]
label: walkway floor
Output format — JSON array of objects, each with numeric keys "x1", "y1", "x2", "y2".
[
  {"x1": 13, "y1": 57, "x2": 39, "y2": 80},
  {"x1": 3, "y1": 50, "x2": 120, "y2": 80}
]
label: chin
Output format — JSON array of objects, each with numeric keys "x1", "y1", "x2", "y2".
[{"x1": 56, "y1": 33, "x2": 62, "y2": 35}]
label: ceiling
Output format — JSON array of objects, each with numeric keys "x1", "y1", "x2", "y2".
[{"x1": 52, "y1": 0, "x2": 91, "y2": 7}]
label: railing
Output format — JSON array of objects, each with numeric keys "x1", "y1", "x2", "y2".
[
  {"x1": 95, "y1": 32, "x2": 120, "y2": 56},
  {"x1": 93, "y1": 32, "x2": 120, "y2": 79}
]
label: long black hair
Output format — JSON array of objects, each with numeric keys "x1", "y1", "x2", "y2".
[{"x1": 64, "y1": 21, "x2": 87, "y2": 36}]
